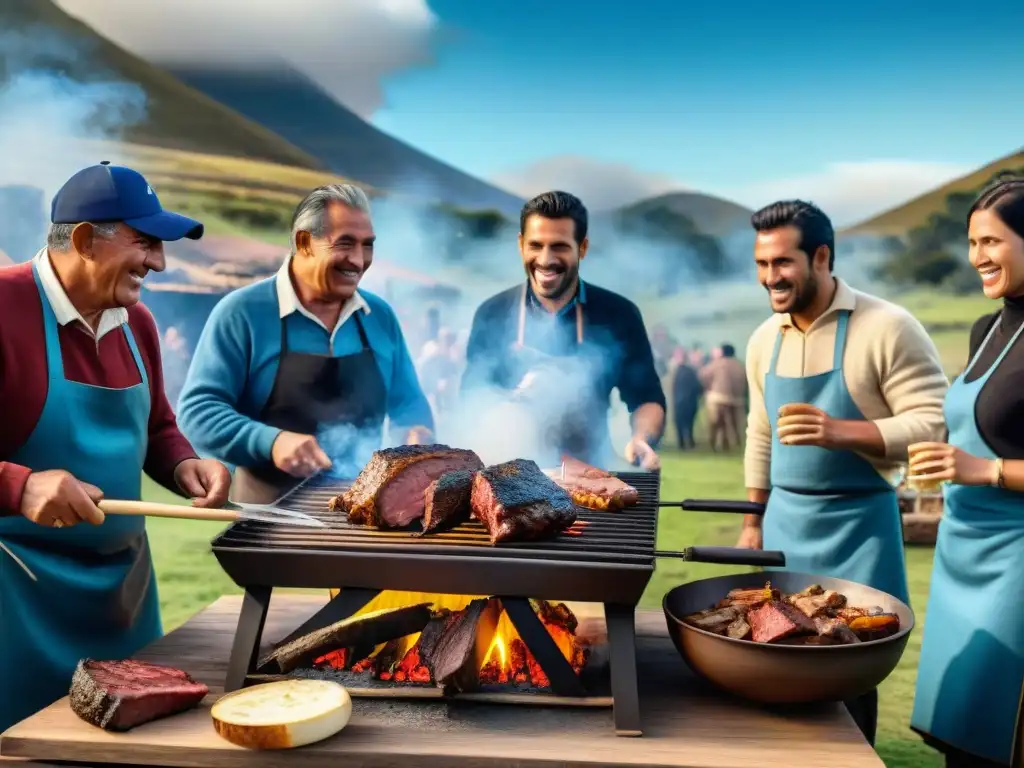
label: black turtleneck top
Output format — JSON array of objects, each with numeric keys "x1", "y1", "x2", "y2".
[{"x1": 964, "y1": 295, "x2": 1024, "y2": 459}]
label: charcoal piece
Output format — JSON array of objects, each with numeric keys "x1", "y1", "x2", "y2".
[
  {"x1": 419, "y1": 470, "x2": 475, "y2": 534},
  {"x1": 69, "y1": 659, "x2": 208, "y2": 731},
  {"x1": 261, "y1": 603, "x2": 432, "y2": 674},
  {"x1": 421, "y1": 597, "x2": 501, "y2": 694},
  {"x1": 470, "y1": 459, "x2": 577, "y2": 544},
  {"x1": 330, "y1": 445, "x2": 483, "y2": 528}
]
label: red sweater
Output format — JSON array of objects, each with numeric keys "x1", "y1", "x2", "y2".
[{"x1": 0, "y1": 263, "x2": 197, "y2": 514}]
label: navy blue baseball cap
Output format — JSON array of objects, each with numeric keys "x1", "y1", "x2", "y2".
[{"x1": 51, "y1": 162, "x2": 203, "y2": 241}]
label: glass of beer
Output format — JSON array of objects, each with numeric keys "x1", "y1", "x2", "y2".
[{"x1": 906, "y1": 443, "x2": 947, "y2": 493}]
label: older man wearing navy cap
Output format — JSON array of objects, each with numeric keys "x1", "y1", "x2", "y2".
[{"x1": 0, "y1": 163, "x2": 231, "y2": 731}]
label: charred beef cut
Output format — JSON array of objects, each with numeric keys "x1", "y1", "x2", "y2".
[
  {"x1": 555, "y1": 456, "x2": 639, "y2": 511},
  {"x1": 471, "y1": 459, "x2": 577, "y2": 544},
  {"x1": 331, "y1": 445, "x2": 483, "y2": 528},
  {"x1": 747, "y1": 600, "x2": 817, "y2": 644},
  {"x1": 69, "y1": 659, "x2": 208, "y2": 731},
  {"x1": 420, "y1": 469, "x2": 475, "y2": 534}
]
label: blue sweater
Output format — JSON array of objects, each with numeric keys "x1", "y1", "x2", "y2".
[{"x1": 176, "y1": 278, "x2": 433, "y2": 468}]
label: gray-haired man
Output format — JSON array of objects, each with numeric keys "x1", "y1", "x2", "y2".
[{"x1": 177, "y1": 184, "x2": 434, "y2": 502}]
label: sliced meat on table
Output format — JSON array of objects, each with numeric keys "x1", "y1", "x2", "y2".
[
  {"x1": 471, "y1": 459, "x2": 577, "y2": 544},
  {"x1": 330, "y1": 444, "x2": 483, "y2": 528},
  {"x1": 69, "y1": 659, "x2": 209, "y2": 731}
]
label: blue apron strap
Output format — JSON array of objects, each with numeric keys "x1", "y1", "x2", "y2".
[
  {"x1": 31, "y1": 263, "x2": 67, "y2": 381},
  {"x1": 968, "y1": 312, "x2": 1024, "y2": 379},
  {"x1": 832, "y1": 310, "x2": 850, "y2": 370},
  {"x1": 121, "y1": 322, "x2": 150, "y2": 389},
  {"x1": 768, "y1": 326, "x2": 785, "y2": 374}
]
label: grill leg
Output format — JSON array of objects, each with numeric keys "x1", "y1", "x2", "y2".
[
  {"x1": 605, "y1": 603, "x2": 642, "y2": 737},
  {"x1": 225, "y1": 586, "x2": 272, "y2": 692},
  {"x1": 265, "y1": 587, "x2": 381, "y2": 652},
  {"x1": 502, "y1": 598, "x2": 587, "y2": 697}
]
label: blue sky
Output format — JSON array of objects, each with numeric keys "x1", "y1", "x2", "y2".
[
  {"x1": 53, "y1": 0, "x2": 1024, "y2": 223},
  {"x1": 369, "y1": 0, "x2": 1024, "y2": 220}
]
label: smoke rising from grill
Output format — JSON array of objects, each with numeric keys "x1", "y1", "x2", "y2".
[{"x1": 0, "y1": 30, "x2": 145, "y2": 249}]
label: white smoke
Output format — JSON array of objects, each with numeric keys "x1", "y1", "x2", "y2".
[
  {"x1": 0, "y1": 29, "x2": 145, "y2": 204},
  {"x1": 54, "y1": 0, "x2": 438, "y2": 118}
]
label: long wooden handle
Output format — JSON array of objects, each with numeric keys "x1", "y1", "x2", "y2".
[{"x1": 99, "y1": 500, "x2": 241, "y2": 522}]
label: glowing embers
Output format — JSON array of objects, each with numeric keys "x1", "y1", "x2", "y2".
[{"x1": 309, "y1": 591, "x2": 590, "y2": 692}]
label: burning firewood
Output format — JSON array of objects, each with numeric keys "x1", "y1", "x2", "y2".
[
  {"x1": 261, "y1": 604, "x2": 433, "y2": 674},
  {"x1": 421, "y1": 597, "x2": 501, "y2": 694}
]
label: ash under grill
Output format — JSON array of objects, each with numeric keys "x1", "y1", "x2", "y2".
[{"x1": 212, "y1": 471, "x2": 661, "y2": 737}]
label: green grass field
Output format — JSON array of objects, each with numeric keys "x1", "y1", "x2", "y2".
[{"x1": 143, "y1": 446, "x2": 940, "y2": 768}]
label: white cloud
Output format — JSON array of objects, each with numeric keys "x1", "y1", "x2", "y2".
[
  {"x1": 726, "y1": 160, "x2": 973, "y2": 227},
  {"x1": 54, "y1": 0, "x2": 438, "y2": 118},
  {"x1": 490, "y1": 155, "x2": 688, "y2": 211}
]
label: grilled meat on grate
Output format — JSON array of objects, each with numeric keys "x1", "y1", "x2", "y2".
[
  {"x1": 420, "y1": 469, "x2": 475, "y2": 534},
  {"x1": 330, "y1": 445, "x2": 483, "y2": 528},
  {"x1": 552, "y1": 456, "x2": 640, "y2": 511},
  {"x1": 470, "y1": 459, "x2": 577, "y2": 544}
]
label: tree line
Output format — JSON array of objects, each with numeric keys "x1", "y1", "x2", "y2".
[{"x1": 876, "y1": 167, "x2": 1024, "y2": 292}]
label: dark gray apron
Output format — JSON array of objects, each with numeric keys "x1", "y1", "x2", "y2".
[
  {"x1": 232, "y1": 311, "x2": 388, "y2": 503},
  {"x1": 509, "y1": 284, "x2": 612, "y2": 467}
]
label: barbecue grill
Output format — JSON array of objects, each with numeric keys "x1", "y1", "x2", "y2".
[{"x1": 211, "y1": 470, "x2": 781, "y2": 736}]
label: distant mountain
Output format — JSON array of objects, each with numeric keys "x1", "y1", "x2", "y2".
[
  {"x1": 165, "y1": 65, "x2": 525, "y2": 217},
  {"x1": 843, "y1": 147, "x2": 1024, "y2": 236},
  {"x1": 616, "y1": 192, "x2": 754, "y2": 239},
  {"x1": 3, "y1": 0, "x2": 319, "y2": 170}
]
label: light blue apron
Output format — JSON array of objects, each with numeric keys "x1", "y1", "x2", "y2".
[
  {"x1": 0, "y1": 264, "x2": 162, "y2": 732},
  {"x1": 763, "y1": 310, "x2": 910, "y2": 604},
  {"x1": 911, "y1": 316, "x2": 1024, "y2": 766}
]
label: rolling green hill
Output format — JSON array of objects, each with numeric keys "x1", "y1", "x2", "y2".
[
  {"x1": 617, "y1": 191, "x2": 754, "y2": 238},
  {"x1": 2, "y1": 0, "x2": 320, "y2": 170},
  {"x1": 843, "y1": 147, "x2": 1024, "y2": 236}
]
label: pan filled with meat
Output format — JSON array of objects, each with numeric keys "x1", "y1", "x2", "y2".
[{"x1": 662, "y1": 571, "x2": 914, "y2": 704}]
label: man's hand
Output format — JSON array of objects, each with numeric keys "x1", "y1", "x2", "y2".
[
  {"x1": 19, "y1": 470, "x2": 105, "y2": 528},
  {"x1": 271, "y1": 432, "x2": 333, "y2": 478},
  {"x1": 624, "y1": 437, "x2": 660, "y2": 471},
  {"x1": 735, "y1": 526, "x2": 763, "y2": 550},
  {"x1": 777, "y1": 403, "x2": 841, "y2": 448},
  {"x1": 405, "y1": 426, "x2": 433, "y2": 445},
  {"x1": 174, "y1": 458, "x2": 232, "y2": 508},
  {"x1": 908, "y1": 442, "x2": 998, "y2": 487}
]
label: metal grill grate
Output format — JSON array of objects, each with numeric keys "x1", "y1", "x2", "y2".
[{"x1": 213, "y1": 471, "x2": 659, "y2": 566}]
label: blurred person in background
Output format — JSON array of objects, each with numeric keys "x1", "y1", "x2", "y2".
[
  {"x1": 462, "y1": 191, "x2": 665, "y2": 470},
  {"x1": 418, "y1": 327, "x2": 461, "y2": 428},
  {"x1": 909, "y1": 176, "x2": 1024, "y2": 768},
  {"x1": 670, "y1": 346, "x2": 702, "y2": 449},
  {"x1": 740, "y1": 199, "x2": 948, "y2": 744},
  {"x1": 0, "y1": 163, "x2": 230, "y2": 731},
  {"x1": 699, "y1": 343, "x2": 747, "y2": 451},
  {"x1": 177, "y1": 184, "x2": 434, "y2": 503}
]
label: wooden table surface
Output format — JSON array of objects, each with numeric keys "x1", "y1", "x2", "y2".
[{"x1": 1, "y1": 594, "x2": 884, "y2": 768}]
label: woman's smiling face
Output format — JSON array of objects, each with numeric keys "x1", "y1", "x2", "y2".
[{"x1": 968, "y1": 207, "x2": 1024, "y2": 300}]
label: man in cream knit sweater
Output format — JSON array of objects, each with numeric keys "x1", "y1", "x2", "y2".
[{"x1": 736, "y1": 199, "x2": 948, "y2": 744}]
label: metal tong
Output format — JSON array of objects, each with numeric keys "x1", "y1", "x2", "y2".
[{"x1": 98, "y1": 499, "x2": 326, "y2": 528}]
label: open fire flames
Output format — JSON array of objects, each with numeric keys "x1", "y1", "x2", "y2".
[{"x1": 311, "y1": 591, "x2": 589, "y2": 689}]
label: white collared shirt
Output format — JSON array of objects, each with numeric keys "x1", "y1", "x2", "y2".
[
  {"x1": 275, "y1": 254, "x2": 370, "y2": 350},
  {"x1": 33, "y1": 248, "x2": 128, "y2": 342}
]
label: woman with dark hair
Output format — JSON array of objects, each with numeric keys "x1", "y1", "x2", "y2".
[{"x1": 909, "y1": 174, "x2": 1024, "y2": 767}]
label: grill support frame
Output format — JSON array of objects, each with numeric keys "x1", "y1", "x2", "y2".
[{"x1": 214, "y1": 471, "x2": 660, "y2": 736}]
